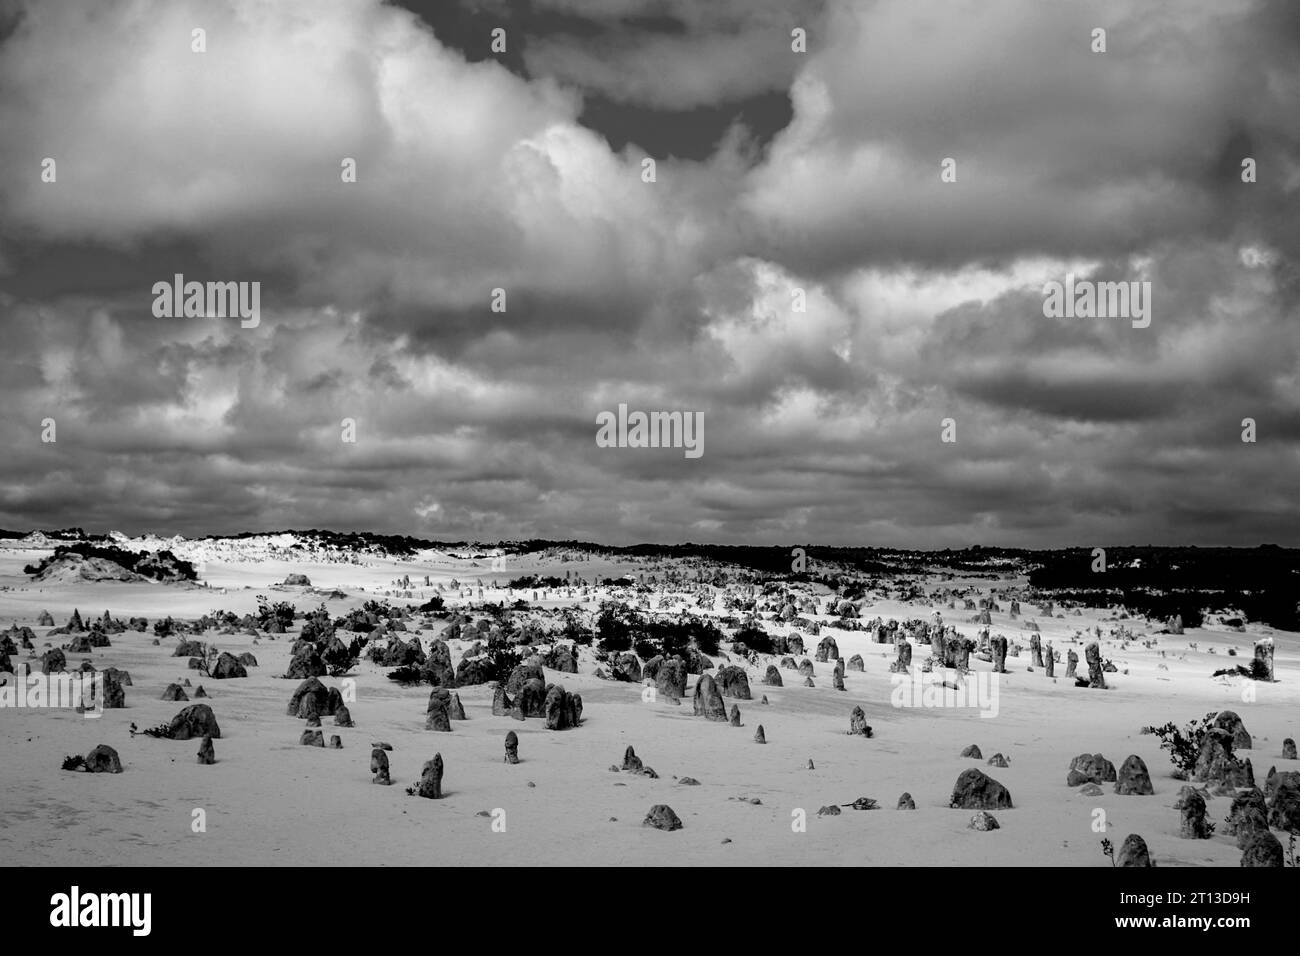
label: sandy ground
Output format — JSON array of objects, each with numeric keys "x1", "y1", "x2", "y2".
[{"x1": 1, "y1": 547, "x2": 1296, "y2": 867}]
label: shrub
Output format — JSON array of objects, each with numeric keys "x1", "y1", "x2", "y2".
[
  {"x1": 255, "y1": 596, "x2": 296, "y2": 631},
  {"x1": 1151, "y1": 711, "x2": 1217, "y2": 777},
  {"x1": 323, "y1": 636, "x2": 362, "y2": 677},
  {"x1": 559, "y1": 611, "x2": 594, "y2": 646},
  {"x1": 840, "y1": 580, "x2": 867, "y2": 602},
  {"x1": 482, "y1": 637, "x2": 525, "y2": 684},
  {"x1": 363, "y1": 599, "x2": 397, "y2": 619},
  {"x1": 732, "y1": 624, "x2": 774, "y2": 654},
  {"x1": 659, "y1": 617, "x2": 723, "y2": 656},
  {"x1": 507, "y1": 574, "x2": 567, "y2": 590},
  {"x1": 300, "y1": 604, "x2": 334, "y2": 642},
  {"x1": 153, "y1": 616, "x2": 177, "y2": 639},
  {"x1": 596, "y1": 601, "x2": 640, "y2": 653}
]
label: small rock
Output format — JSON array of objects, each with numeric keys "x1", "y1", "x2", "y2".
[
  {"x1": 849, "y1": 706, "x2": 872, "y2": 738},
  {"x1": 643, "y1": 804, "x2": 683, "y2": 831},
  {"x1": 371, "y1": 748, "x2": 391, "y2": 785},
  {"x1": 84, "y1": 745, "x2": 123, "y2": 774}
]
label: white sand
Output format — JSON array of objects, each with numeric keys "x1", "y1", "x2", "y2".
[{"x1": 1, "y1": 545, "x2": 1295, "y2": 866}]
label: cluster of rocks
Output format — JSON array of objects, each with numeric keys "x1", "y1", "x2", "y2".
[
  {"x1": 888, "y1": 640, "x2": 913, "y2": 674},
  {"x1": 287, "y1": 677, "x2": 345, "y2": 721},
  {"x1": 424, "y1": 687, "x2": 468, "y2": 731},
  {"x1": 613, "y1": 745, "x2": 658, "y2": 778},
  {"x1": 1066, "y1": 753, "x2": 1117, "y2": 786},
  {"x1": 490, "y1": 664, "x2": 583, "y2": 729},
  {"x1": 210, "y1": 651, "x2": 253, "y2": 680}
]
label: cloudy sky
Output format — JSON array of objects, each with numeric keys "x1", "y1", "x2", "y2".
[{"x1": 1, "y1": 0, "x2": 1297, "y2": 547}]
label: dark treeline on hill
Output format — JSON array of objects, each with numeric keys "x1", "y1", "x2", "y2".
[
  {"x1": 23, "y1": 542, "x2": 199, "y2": 582},
  {"x1": 0, "y1": 528, "x2": 473, "y2": 556},
  {"x1": 0, "y1": 527, "x2": 113, "y2": 541},
  {"x1": 510, "y1": 540, "x2": 914, "y2": 574},
  {"x1": 1028, "y1": 546, "x2": 1300, "y2": 630},
  {"x1": 5, "y1": 530, "x2": 1298, "y2": 628},
  {"x1": 223, "y1": 529, "x2": 468, "y2": 556}
]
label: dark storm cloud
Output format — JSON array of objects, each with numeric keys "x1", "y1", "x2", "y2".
[
  {"x1": 0, "y1": 0, "x2": 1297, "y2": 547},
  {"x1": 394, "y1": 0, "x2": 811, "y2": 158}
]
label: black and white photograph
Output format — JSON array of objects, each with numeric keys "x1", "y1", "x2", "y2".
[{"x1": 0, "y1": 0, "x2": 1297, "y2": 915}]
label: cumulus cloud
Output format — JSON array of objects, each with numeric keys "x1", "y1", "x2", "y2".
[{"x1": 0, "y1": 0, "x2": 1297, "y2": 547}]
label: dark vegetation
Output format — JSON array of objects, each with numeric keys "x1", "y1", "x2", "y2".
[
  {"x1": 594, "y1": 601, "x2": 723, "y2": 657},
  {"x1": 507, "y1": 574, "x2": 567, "y2": 589},
  {"x1": 23, "y1": 543, "x2": 198, "y2": 582},
  {"x1": 255, "y1": 596, "x2": 296, "y2": 631},
  {"x1": 731, "y1": 624, "x2": 776, "y2": 654},
  {"x1": 1027, "y1": 546, "x2": 1300, "y2": 630},
  {"x1": 1150, "y1": 712, "x2": 1217, "y2": 776}
]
